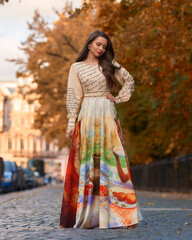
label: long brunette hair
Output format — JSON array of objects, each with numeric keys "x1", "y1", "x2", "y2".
[{"x1": 76, "y1": 30, "x2": 121, "y2": 90}]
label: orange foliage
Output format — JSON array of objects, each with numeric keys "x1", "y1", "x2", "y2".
[{"x1": 89, "y1": 0, "x2": 192, "y2": 163}]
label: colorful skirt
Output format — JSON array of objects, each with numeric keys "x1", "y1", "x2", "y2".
[{"x1": 59, "y1": 97, "x2": 143, "y2": 229}]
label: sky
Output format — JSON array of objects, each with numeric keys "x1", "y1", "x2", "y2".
[{"x1": 0, "y1": 0, "x2": 82, "y2": 81}]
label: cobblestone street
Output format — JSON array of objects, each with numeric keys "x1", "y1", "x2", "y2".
[{"x1": 0, "y1": 185, "x2": 192, "y2": 240}]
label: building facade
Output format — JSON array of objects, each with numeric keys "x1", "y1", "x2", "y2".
[{"x1": 0, "y1": 78, "x2": 69, "y2": 182}]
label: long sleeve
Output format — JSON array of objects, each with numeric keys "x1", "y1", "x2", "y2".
[
  {"x1": 66, "y1": 63, "x2": 83, "y2": 129},
  {"x1": 113, "y1": 61, "x2": 135, "y2": 104}
]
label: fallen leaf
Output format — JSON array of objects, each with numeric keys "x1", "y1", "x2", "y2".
[
  {"x1": 184, "y1": 222, "x2": 192, "y2": 225},
  {"x1": 146, "y1": 202, "x2": 154, "y2": 205}
]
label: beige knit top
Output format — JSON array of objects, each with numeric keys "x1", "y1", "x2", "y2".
[{"x1": 66, "y1": 60, "x2": 135, "y2": 129}]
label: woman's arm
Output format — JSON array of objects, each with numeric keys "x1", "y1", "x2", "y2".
[
  {"x1": 113, "y1": 61, "x2": 135, "y2": 104},
  {"x1": 66, "y1": 63, "x2": 83, "y2": 129}
]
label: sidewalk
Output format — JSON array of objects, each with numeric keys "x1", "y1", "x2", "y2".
[{"x1": 0, "y1": 184, "x2": 191, "y2": 239}]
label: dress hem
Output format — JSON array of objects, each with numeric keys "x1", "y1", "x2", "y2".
[{"x1": 59, "y1": 217, "x2": 144, "y2": 229}]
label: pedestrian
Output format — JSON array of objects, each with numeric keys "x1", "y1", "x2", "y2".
[{"x1": 59, "y1": 30, "x2": 143, "y2": 229}]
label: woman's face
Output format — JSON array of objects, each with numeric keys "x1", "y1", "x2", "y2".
[{"x1": 88, "y1": 36, "x2": 108, "y2": 57}]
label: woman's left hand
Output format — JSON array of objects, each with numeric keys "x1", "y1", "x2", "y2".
[{"x1": 106, "y1": 94, "x2": 116, "y2": 103}]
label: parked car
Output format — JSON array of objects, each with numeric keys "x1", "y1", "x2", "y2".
[
  {"x1": 0, "y1": 160, "x2": 13, "y2": 192},
  {"x1": 33, "y1": 171, "x2": 41, "y2": 187},
  {"x1": 17, "y1": 166, "x2": 26, "y2": 191},
  {"x1": 27, "y1": 158, "x2": 45, "y2": 186},
  {"x1": 9, "y1": 161, "x2": 18, "y2": 191},
  {"x1": 23, "y1": 168, "x2": 35, "y2": 189},
  {"x1": 0, "y1": 157, "x2": 4, "y2": 191}
]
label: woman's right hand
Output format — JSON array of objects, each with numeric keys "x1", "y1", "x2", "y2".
[
  {"x1": 106, "y1": 93, "x2": 116, "y2": 103},
  {"x1": 66, "y1": 127, "x2": 75, "y2": 141}
]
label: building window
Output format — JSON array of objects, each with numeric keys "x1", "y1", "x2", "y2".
[
  {"x1": 46, "y1": 142, "x2": 49, "y2": 151},
  {"x1": 21, "y1": 118, "x2": 24, "y2": 126},
  {"x1": 33, "y1": 139, "x2": 37, "y2": 152},
  {"x1": 20, "y1": 138, "x2": 24, "y2": 150},
  {"x1": 8, "y1": 138, "x2": 12, "y2": 150},
  {"x1": 3, "y1": 98, "x2": 11, "y2": 131}
]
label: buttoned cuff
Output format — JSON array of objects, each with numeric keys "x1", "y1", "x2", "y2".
[
  {"x1": 67, "y1": 118, "x2": 76, "y2": 129},
  {"x1": 114, "y1": 96, "x2": 121, "y2": 104}
]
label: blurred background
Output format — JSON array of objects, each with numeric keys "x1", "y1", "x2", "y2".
[{"x1": 0, "y1": 0, "x2": 191, "y2": 194}]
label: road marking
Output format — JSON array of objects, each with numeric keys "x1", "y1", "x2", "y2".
[{"x1": 141, "y1": 208, "x2": 192, "y2": 211}]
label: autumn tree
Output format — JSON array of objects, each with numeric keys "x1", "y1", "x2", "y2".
[
  {"x1": 91, "y1": 0, "x2": 192, "y2": 164},
  {"x1": 10, "y1": 2, "x2": 94, "y2": 149},
  {"x1": 10, "y1": 0, "x2": 192, "y2": 163}
]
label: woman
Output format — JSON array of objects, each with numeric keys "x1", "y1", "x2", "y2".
[{"x1": 59, "y1": 30, "x2": 143, "y2": 229}]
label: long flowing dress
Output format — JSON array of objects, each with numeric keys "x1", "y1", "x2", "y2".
[{"x1": 59, "y1": 60, "x2": 143, "y2": 229}]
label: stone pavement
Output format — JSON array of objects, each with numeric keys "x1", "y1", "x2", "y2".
[{"x1": 0, "y1": 184, "x2": 192, "y2": 240}]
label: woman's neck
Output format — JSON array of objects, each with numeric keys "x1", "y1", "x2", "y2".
[{"x1": 84, "y1": 52, "x2": 99, "y2": 64}]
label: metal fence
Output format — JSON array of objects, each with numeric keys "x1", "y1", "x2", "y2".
[{"x1": 130, "y1": 154, "x2": 192, "y2": 193}]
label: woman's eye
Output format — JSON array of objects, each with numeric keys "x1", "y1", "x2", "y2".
[{"x1": 96, "y1": 43, "x2": 107, "y2": 49}]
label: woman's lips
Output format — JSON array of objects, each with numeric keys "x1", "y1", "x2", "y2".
[{"x1": 97, "y1": 51, "x2": 102, "y2": 55}]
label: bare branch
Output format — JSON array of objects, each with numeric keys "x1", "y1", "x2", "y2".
[
  {"x1": 45, "y1": 51, "x2": 69, "y2": 61},
  {"x1": 62, "y1": 34, "x2": 79, "y2": 53}
]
